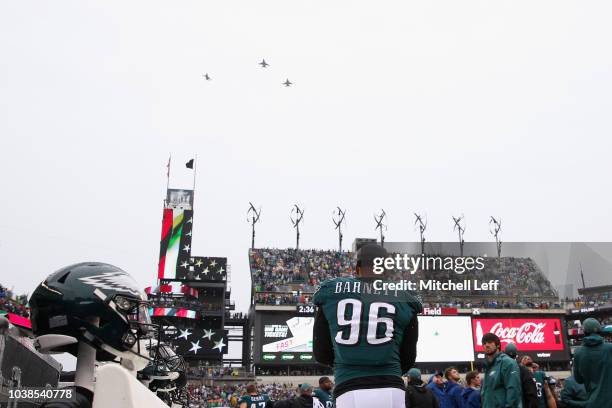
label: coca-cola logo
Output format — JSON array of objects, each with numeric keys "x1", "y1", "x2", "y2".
[
  {"x1": 474, "y1": 318, "x2": 565, "y2": 353},
  {"x1": 490, "y1": 322, "x2": 546, "y2": 344}
]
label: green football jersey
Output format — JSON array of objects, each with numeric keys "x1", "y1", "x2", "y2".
[
  {"x1": 313, "y1": 388, "x2": 334, "y2": 408},
  {"x1": 313, "y1": 277, "x2": 422, "y2": 386},
  {"x1": 239, "y1": 394, "x2": 270, "y2": 408},
  {"x1": 533, "y1": 371, "x2": 547, "y2": 408}
]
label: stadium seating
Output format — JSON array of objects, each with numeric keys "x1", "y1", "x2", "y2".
[
  {"x1": 249, "y1": 249, "x2": 559, "y2": 307},
  {"x1": 0, "y1": 284, "x2": 29, "y2": 318}
]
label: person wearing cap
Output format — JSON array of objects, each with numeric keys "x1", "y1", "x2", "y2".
[
  {"x1": 405, "y1": 368, "x2": 439, "y2": 408},
  {"x1": 426, "y1": 371, "x2": 449, "y2": 408},
  {"x1": 313, "y1": 377, "x2": 334, "y2": 408},
  {"x1": 313, "y1": 243, "x2": 422, "y2": 408},
  {"x1": 461, "y1": 371, "x2": 481, "y2": 408},
  {"x1": 480, "y1": 332, "x2": 522, "y2": 408},
  {"x1": 572, "y1": 318, "x2": 612, "y2": 408},
  {"x1": 274, "y1": 383, "x2": 325, "y2": 408},
  {"x1": 505, "y1": 343, "x2": 538, "y2": 408}
]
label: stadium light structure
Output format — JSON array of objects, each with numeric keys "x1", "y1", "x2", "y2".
[
  {"x1": 452, "y1": 215, "x2": 465, "y2": 256},
  {"x1": 374, "y1": 209, "x2": 387, "y2": 248},
  {"x1": 333, "y1": 207, "x2": 346, "y2": 252},
  {"x1": 247, "y1": 202, "x2": 261, "y2": 249},
  {"x1": 290, "y1": 204, "x2": 304, "y2": 250},
  {"x1": 414, "y1": 213, "x2": 427, "y2": 255},
  {"x1": 489, "y1": 216, "x2": 502, "y2": 260}
]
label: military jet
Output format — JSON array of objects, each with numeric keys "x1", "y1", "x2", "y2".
[
  {"x1": 283, "y1": 79, "x2": 292, "y2": 87},
  {"x1": 202, "y1": 73, "x2": 211, "y2": 80},
  {"x1": 259, "y1": 59, "x2": 269, "y2": 68}
]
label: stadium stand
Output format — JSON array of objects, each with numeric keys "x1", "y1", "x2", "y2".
[
  {"x1": 249, "y1": 249, "x2": 559, "y2": 307},
  {"x1": 0, "y1": 283, "x2": 29, "y2": 318}
]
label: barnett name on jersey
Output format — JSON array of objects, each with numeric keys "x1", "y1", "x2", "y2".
[{"x1": 312, "y1": 277, "x2": 422, "y2": 398}]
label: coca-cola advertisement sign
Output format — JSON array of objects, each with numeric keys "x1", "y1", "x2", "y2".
[{"x1": 472, "y1": 318, "x2": 564, "y2": 351}]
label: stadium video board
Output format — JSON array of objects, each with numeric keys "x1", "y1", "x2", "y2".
[
  {"x1": 416, "y1": 316, "x2": 474, "y2": 362},
  {"x1": 255, "y1": 313, "x2": 477, "y2": 364},
  {"x1": 255, "y1": 312, "x2": 315, "y2": 364},
  {"x1": 472, "y1": 317, "x2": 568, "y2": 361}
]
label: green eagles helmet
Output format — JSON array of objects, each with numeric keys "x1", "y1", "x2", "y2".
[{"x1": 29, "y1": 262, "x2": 153, "y2": 364}]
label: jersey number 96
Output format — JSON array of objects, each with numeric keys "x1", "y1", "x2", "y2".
[{"x1": 335, "y1": 299, "x2": 395, "y2": 345}]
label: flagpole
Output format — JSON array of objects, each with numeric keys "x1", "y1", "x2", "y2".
[
  {"x1": 192, "y1": 154, "x2": 197, "y2": 193},
  {"x1": 165, "y1": 154, "x2": 171, "y2": 207},
  {"x1": 191, "y1": 155, "x2": 197, "y2": 224},
  {"x1": 166, "y1": 154, "x2": 171, "y2": 192}
]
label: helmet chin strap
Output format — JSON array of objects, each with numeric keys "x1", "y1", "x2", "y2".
[{"x1": 75, "y1": 317, "x2": 99, "y2": 393}]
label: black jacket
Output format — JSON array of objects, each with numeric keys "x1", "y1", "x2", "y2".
[
  {"x1": 518, "y1": 364, "x2": 539, "y2": 408},
  {"x1": 406, "y1": 380, "x2": 440, "y2": 408}
]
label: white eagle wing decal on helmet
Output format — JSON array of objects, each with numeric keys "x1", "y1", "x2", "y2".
[{"x1": 79, "y1": 272, "x2": 142, "y2": 297}]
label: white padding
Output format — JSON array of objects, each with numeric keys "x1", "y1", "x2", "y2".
[{"x1": 93, "y1": 364, "x2": 168, "y2": 408}]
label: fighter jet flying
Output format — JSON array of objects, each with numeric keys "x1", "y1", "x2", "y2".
[
  {"x1": 259, "y1": 59, "x2": 269, "y2": 68},
  {"x1": 283, "y1": 79, "x2": 292, "y2": 87},
  {"x1": 202, "y1": 73, "x2": 211, "y2": 80}
]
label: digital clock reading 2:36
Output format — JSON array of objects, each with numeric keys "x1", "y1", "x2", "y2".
[{"x1": 297, "y1": 304, "x2": 314, "y2": 314}]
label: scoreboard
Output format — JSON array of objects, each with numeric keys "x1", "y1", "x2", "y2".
[
  {"x1": 253, "y1": 309, "x2": 570, "y2": 365},
  {"x1": 254, "y1": 310, "x2": 315, "y2": 364}
]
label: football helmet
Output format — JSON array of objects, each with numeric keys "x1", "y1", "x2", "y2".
[{"x1": 30, "y1": 262, "x2": 153, "y2": 369}]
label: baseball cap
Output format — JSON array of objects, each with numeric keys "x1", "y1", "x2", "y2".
[
  {"x1": 300, "y1": 383, "x2": 313, "y2": 392},
  {"x1": 583, "y1": 318, "x2": 601, "y2": 334},
  {"x1": 356, "y1": 244, "x2": 388, "y2": 268},
  {"x1": 407, "y1": 368, "x2": 421, "y2": 380},
  {"x1": 505, "y1": 343, "x2": 518, "y2": 358}
]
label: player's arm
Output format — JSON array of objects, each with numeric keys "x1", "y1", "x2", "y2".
[
  {"x1": 313, "y1": 305, "x2": 334, "y2": 367},
  {"x1": 239, "y1": 402, "x2": 247, "y2": 408},
  {"x1": 544, "y1": 382, "x2": 557, "y2": 408},
  {"x1": 400, "y1": 314, "x2": 419, "y2": 373}
]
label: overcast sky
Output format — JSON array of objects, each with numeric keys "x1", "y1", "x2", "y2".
[{"x1": 1, "y1": 1, "x2": 612, "y2": 318}]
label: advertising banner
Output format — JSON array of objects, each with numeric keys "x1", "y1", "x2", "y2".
[{"x1": 472, "y1": 317, "x2": 568, "y2": 360}]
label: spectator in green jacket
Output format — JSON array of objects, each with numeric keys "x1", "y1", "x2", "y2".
[
  {"x1": 572, "y1": 318, "x2": 612, "y2": 408},
  {"x1": 481, "y1": 333, "x2": 523, "y2": 408},
  {"x1": 559, "y1": 376, "x2": 587, "y2": 408}
]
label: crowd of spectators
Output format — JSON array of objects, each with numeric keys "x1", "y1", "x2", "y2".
[
  {"x1": 0, "y1": 284, "x2": 29, "y2": 318},
  {"x1": 249, "y1": 249, "x2": 560, "y2": 306},
  {"x1": 186, "y1": 382, "x2": 298, "y2": 407},
  {"x1": 566, "y1": 316, "x2": 612, "y2": 346},
  {"x1": 187, "y1": 366, "x2": 252, "y2": 379},
  {"x1": 250, "y1": 248, "x2": 354, "y2": 293},
  {"x1": 255, "y1": 366, "x2": 332, "y2": 376}
]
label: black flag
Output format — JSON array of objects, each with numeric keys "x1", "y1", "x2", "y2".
[{"x1": 186, "y1": 159, "x2": 194, "y2": 169}]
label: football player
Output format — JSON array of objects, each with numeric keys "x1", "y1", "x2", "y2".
[
  {"x1": 313, "y1": 244, "x2": 422, "y2": 408},
  {"x1": 239, "y1": 383, "x2": 271, "y2": 408}
]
